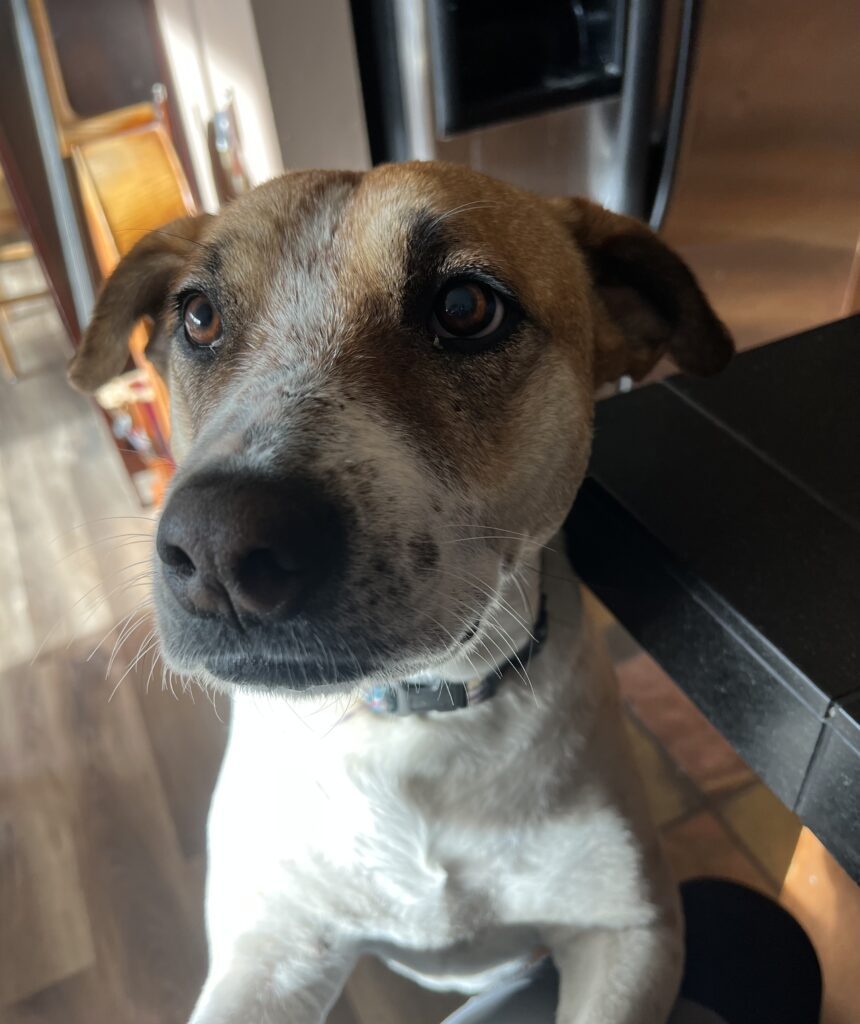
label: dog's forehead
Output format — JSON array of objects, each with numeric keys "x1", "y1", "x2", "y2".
[
  {"x1": 203, "y1": 164, "x2": 580, "y2": 311},
  {"x1": 201, "y1": 170, "x2": 362, "y2": 279}
]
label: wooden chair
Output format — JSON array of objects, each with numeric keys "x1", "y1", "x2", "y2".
[
  {"x1": 27, "y1": 0, "x2": 198, "y2": 496},
  {"x1": 68, "y1": 118, "x2": 196, "y2": 452},
  {"x1": 27, "y1": 0, "x2": 162, "y2": 161},
  {"x1": 0, "y1": 169, "x2": 53, "y2": 380}
]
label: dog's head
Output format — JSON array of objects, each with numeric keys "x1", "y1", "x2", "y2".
[{"x1": 72, "y1": 163, "x2": 731, "y2": 693}]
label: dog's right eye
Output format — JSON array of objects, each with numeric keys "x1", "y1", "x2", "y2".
[
  {"x1": 183, "y1": 293, "x2": 222, "y2": 348},
  {"x1": 428, "y1": 278, "x2": 522, "y2": 353}
]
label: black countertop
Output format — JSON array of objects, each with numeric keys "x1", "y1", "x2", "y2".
[{"x1": 568, "y1": 316, "x2": 860, "y2": 881}]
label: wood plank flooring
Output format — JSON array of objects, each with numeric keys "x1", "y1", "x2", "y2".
[{"x1": 0, "y1": 300, "x2": 208, "y2": 1022}]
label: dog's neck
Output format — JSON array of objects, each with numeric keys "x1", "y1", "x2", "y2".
[
  {"x1": 227, "y1": 537, "x2": 584, "y2": 736},
  {"x1": 421, "y1": 543, "x2": 542, "y2": 679},
  {"x1": 362, "y1": 544, "x2": 546, "y2": 714}
]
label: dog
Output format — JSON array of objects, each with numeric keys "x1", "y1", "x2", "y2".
[{"x1": 71, "y1": 161, "x2": 732, "y2": 1024}]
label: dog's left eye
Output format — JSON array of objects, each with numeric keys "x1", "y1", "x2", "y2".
[
  {"x1": 429, "y1": 280, "x2": 509, "y2": 351},
  {"x1": 183, "y1": 292, "x2": 222, "y2": 348}
]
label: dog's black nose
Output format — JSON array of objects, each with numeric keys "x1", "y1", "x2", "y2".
[{"x1": 156, "y1": 473, "x2": 344, "y2": 620}]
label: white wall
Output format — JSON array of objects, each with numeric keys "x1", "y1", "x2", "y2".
[
  {"x1": 250, "y1": 0, "x2": 371, "y2": 172},
  {"x1": 154, "y1": 0, "x2": 284, "y2": 212}
]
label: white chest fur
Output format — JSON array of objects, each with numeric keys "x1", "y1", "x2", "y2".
[{"x1": 201, "y1": 541, "x2": 662, "y2": 999}]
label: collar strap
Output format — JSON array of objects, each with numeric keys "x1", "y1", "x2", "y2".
[{"x1": 364, "y1": 594, "x2": 548, "y2": 715}]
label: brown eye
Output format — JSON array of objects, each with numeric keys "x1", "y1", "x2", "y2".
[
  {"x1": 430, "y1": 281, "x2": 504, "y2": 341},
  {"x1": 183, "y1": 293, "x2": 222, "y2": 347}
]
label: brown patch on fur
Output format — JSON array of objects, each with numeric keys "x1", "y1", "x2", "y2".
[
  {"x1": 550, "y1": 198, "x2": 734, "y2": 383},
  {"x1": 320, "y1": 163, "x2": 596, "y2": 487}
]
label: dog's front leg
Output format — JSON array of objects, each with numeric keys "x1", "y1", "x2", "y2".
[
  {"x1": 547, "y1": 922, "x2": 683, "y2": 1024},
  {"x1": 188, "y1": 933, "x2": 354, "y2": 1024}
]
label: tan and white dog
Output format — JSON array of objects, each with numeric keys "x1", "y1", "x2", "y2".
[{"x1": 71, "y1": 162, "x2": 732, "y2": 1024}]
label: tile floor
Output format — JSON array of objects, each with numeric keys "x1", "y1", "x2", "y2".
[
  {"x1": 612, "y1": 631, "x2": 860, "y2": 1024},
  {"x1": 618, "y1": 645, "x2": 795, "y2": 895}
]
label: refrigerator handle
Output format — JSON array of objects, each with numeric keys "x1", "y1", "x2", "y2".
[{"x1": 649, "y1": 0, "x2": 701, "y2": 230}]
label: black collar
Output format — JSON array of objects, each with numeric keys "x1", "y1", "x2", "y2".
[{"x1": 363, "y1": 594, "x2": 548, "y2": 715}]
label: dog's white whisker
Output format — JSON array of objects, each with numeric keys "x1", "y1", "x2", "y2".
[
  {"x1": 433, "y1": 523, "x2": 559, "y2": 550},
  {"x1": 416, "y1": 606, "x2": 485, "y2": 683},
  {"x1": 54, "y1": 531, "x2": 154, "y2": 564},
  {"x1": 484, "y1": 614, "x2": 540, "y2": 707},
  {"x1": 516, "y1": 563, "x2": 586, "y2": 588},
  {"x1": 321, "y1": 689, "x2": 361, "y2": 737},
  {"x1": 84, "y1": 597, "x2": 152, "y2": 663},
  {"x1": 442, "y1": 594, "x2": 507, "y2": 679},
  {"x1": 102, "y1": 593, "x2": 152, "y2": 660},
  {"x1": 427, "y1": 199, "x2": 498, "y2": 230},
  {"x1": 30, "y1": 563, "x2": 153, "y2": 664},
  {"x1": 206, "y1": 683, "x2": 226, "y2": 724},
  {"x1": 145, "y1": 641, "x2": 163, "y2": 694},
  {"x1": 163, "y1": 665, "x2": 179, "y2": 700},
  {"x1": 438, "y1": 566, "x2": 536, "y2": 640},
  {"x1": 108, "y1": 629, "x2": 159, "y2": 702},
  {"x1": 106, "y1": 609, "x2": 152, "y2": 678},
  {"x1": 45, "y1": 515, "x2": 155, "y2": 546},
  {"x1": 510, "y1": 571, "x2": 536, "y2": 625},
  {"x1": 448, "y1": 588, "x2": 535, "y2": 695},
  {"x1": 70, "y1": 567, "x2": 155, "y2": 635},
  {"x1": 437, "y1": 536, "x2": 555, "y2": 554}
]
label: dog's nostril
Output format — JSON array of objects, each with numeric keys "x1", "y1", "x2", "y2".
[
  {"x1": 235, "y1": 548, "x2": 301, "y2": 611},
  {"x1": 162, "y1": 543, "x2": 195, "y2": 578}
]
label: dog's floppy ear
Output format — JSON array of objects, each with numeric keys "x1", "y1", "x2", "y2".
[
  {"x1": 551, "y1": 198, "x2": 733, "y2": 384},
  {"x1": 69, "y1": 213, "x2": 214, "y2": 393}
]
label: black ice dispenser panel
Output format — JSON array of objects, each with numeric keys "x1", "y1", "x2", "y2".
[{"x1": 428, "y1": 0, "x2": 626, "y2": 135}]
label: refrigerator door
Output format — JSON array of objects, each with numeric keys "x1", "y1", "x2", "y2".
[
  {"x1": 428, "y1": 0, "x2": 625, "y2": 135},
  {"x1": 661, "y1": 0, "x2": 860, "y2": 349},
  {"x1": 392, "y1": 0, "x2": 666, "y2": 217}
]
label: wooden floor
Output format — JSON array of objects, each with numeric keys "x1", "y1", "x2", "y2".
[{"x1": 0, "y1": 297, "x2": 214, "y2": 1022}]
